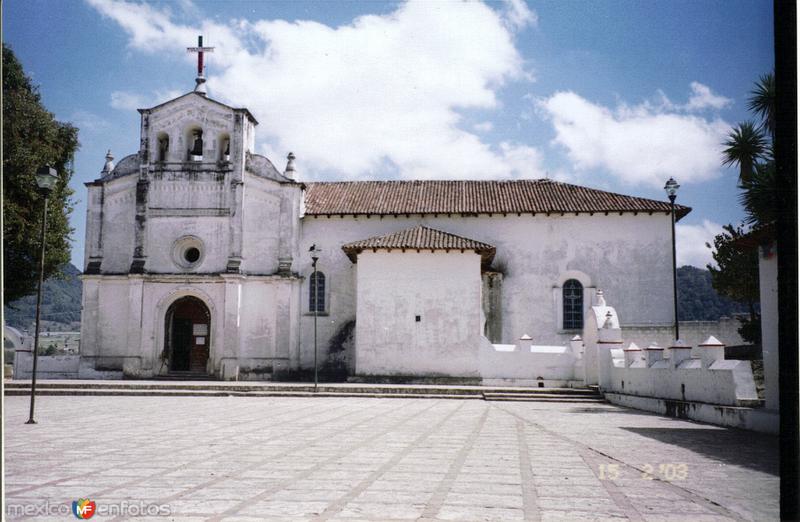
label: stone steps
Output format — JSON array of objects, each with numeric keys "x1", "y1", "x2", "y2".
[{"x1": 3, "y1": 380, "x2": 604, "y2": 402}]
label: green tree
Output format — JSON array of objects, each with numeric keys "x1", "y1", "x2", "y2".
[
  {"x1": 3, "y1": 44, "x2": 79, "y2": 304},
  {"x1": 722, "y1": 72, "x2": 777, "y2": 227},
  {"x1": 747, "y1": 72, "x2": 775, "y2": 136},
  {"x1": 706, "y1": 224, "x2": 760, "y2": 344},
  {"x1": 722, "y1": 121, "x2": 767, "y2": 184}
]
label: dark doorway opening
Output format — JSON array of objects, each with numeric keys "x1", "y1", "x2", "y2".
[{"x1": 165, "y1": 296, "x2": 211, "y2": 374}]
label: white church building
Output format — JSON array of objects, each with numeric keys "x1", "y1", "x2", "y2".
[{"x1": 79, "y1": 76, "x2": 690, "y2": 381}]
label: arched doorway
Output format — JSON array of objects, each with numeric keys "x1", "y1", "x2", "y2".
[{"x1": 165, "y1": 296, "x2": 210, "y2": 374}]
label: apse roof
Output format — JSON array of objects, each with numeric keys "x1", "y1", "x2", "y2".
[{"x1": 341, "y1": 225, "x2": 496, "y2": 266}]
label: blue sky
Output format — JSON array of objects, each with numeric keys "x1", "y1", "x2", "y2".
[{"x1": 4, "y1": 0, "x2": 774, "y2": 269}]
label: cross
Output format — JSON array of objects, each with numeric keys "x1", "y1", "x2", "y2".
[{"x1": 186, "y1": 35, "x2": 214, "y2": 77}]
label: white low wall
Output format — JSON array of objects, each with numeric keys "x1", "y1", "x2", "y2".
[
  {"x1": 478, "y1": 335, "x2": 582, "y2": 386},
  {"x1": 14, "y1": 351, "x2": 122, "y2": 380},
  {"x1": 14, "y1": 351, "x2": 80, "y2": 379},
  {"x1": 479, "y1": 342, "x2": 576, "y2": 381},
  {"x1": 608, "y1": 357, "x2": 759, "y2": 407},
  {"x1": 604, "y1": 392, "x2": 778, "y2": 434},
  {"x1": 579, "y1": 292, "x2": 771, "y2": 433}
]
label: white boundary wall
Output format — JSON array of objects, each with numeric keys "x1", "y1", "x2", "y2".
[{"x1": 581, "y1": 294, "x2": 777, "y2": 433}]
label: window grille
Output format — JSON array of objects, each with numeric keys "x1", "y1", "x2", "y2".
[
  {"x1": 563, "y1": 279, "x2": 583, "y2": 330},
  {"x1": 310, "y1": 272, "x2": 326, "y2": 313}
]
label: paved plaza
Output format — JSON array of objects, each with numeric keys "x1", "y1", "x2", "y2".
[{"x1": 4, "y1": 395, "x2": 778, "y2": 521}]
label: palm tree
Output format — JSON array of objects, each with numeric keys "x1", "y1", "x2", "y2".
[
  {"x1": 747, "y1": 72, "x2": 775, "y2": 138},
  {"x1": 738, "y1": 160, "x2": 776, "y2": 226},
  {"x1": 722, "y1": 121, "x2": 767, "y2": 183}
]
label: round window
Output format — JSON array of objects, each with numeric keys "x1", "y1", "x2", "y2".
[
  {"x1": 171, "y1": 236, "x2": 204, "y2": 270},
  {"x1": 184, "y1": 247, "x2": 200, "y2": 263}
]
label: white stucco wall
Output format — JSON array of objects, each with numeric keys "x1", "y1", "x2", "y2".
[
  {"x1": 354, "y1": 251, "x2": 482, "y2": 377},
  {"x1": 240, "y1": 174, "x2": 302, "y2": 275},
  {"x1": 608, "y1": 357, "x2": 759, "y2": 407},
  {"x1": 79, "y1": 274, "x2": 299, "y2": 378},
  {"x1": 93, "y1": 176, "x2": 137, "y2": 273},
  {"x1": 299, "y1": 213, "x2": 674, "y2": 372},
  {"x1": 759, "y1": 243, "x2": 779, "y2": 410},
  {"x1": 479, "y1": 343, "x2": 577, "y2": 382}
]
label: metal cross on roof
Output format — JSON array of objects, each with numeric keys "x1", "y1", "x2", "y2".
[{"x1": 187, "y1": 35, "x2": 214, "y2": 77}]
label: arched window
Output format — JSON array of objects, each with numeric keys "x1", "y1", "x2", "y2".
[
  {"x1": 563, "y1": 279, "x2": 583, "y2": 330},
  {"x1": 218, "y1": 133, "x2": 231, "y2": 162},
  {"x1": 157, "y1": 132, "x2": 170, "y2": 162},
  {"x1": 309, "y1": 272, "x2": 325, "y2": 313},
  {"x1": 186, "y1": 126, "x2": 203, "y2": 161}
]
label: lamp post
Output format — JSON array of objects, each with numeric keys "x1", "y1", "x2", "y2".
[
  {"x1": 310, "y1": 246, "x2": 320, "y2": 391},
  {"x1": 664, "y1": 177, "x2": 680, "y2": 341},
  {"x1": 27, "y1": 166, "x2": 59, "y2": 425}
]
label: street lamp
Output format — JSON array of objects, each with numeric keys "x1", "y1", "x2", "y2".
[
  {"x1": 664, "y1": 177, "x2": 680, "y2": 341},
  {"x1": 27, "y1": 166, "x2": 59, "y2": 425},
  {"x1": 309, "y1": 245, "x2": 320, "y2": 391}
]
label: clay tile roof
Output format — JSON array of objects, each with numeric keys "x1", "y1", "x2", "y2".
[
  {"x1": 304, "y1": 179, "x2": 691, "y2": 219},
  {"x1": 341, "y1": 225, "x2": 496, "y2": 266}
]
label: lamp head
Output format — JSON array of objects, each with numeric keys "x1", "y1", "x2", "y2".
[
  {"x1": 35, "y1": 166, "x2": 58, "y2": 195},
  {"x1": 663, "y1": 177, "x2": 680, "y2": 199}
]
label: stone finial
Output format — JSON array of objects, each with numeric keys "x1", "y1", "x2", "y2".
[
  {"x1": 595, "y1": 290, "x2": 606, "y2": 306},
  {"x1": 519, "y1": 334, "x2": 533, "y2": 352},
  {"x1": 569, "y1": 335, "x2": 583, "y2": 356},
  {"x1": 699, "y1": 336, "x2": 725, "y2": 368},
  {"x1": 699, "y1": 335, "x2": 723, "y2": 347},
  {"x1": 602, "y1": 310, "x2": 614, "y2": 328},
  {"x1": 669, "y1": 339, "x2": 693, "y2": 368},
  {"x1": 623, "y1": 342, "x2": 642, "y2": 368},
  {"x1": 285, "y1": 152, "x2": 296, "y2": 178},
  {"x1": 644, "y1": 342, "x2": 664, "y2": 367},
  {"x1": 101, "y1": 150, "x2": 115, "y2": 175}
]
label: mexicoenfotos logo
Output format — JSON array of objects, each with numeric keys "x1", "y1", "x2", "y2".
[{"x1": 72, "y1": 498, "x2": 96, "y2": 519}]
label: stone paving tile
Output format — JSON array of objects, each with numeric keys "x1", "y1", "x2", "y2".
[
  {"x1": 539, "y1": 511, "x2": 628, "y2": 522},
  {"x1": 335, "y1": 501, "x2": 424, "y2": 519},
  {"x1": 3, "y1": 395, "x2": 778, "y2": 521},
  {"x1": 239, "y1": 500, "x2": 328, "y2": 517},
  {"x1": 353, "y1": 490, "x2": 432, "y2": 504},
  {"x1": 437, "y1": 504, "x2": 526, "y2": 521},
  {"x1": 443, "y1": 492, "x2": 523, "y2": 509}
]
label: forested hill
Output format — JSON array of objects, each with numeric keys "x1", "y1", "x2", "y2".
[
  {"x1": 2, "y1": 264, "x2": 749, "y2": 329},
  {"x1": 678, "y1": 265, "x2": 750, "y2": 321},
  {"x1": 4, "y1": 263, "x2": 82, "y2": 329}
]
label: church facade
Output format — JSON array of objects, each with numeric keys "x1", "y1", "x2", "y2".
[{"x1": 79, "y1": 87, "x2": 689, "y2": 381}]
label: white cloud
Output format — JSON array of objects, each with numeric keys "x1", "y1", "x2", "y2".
[
  {"x1": 473, "y1": 121, "x2": 494, "y2": 132},
  {"x1": 538, "y1": 90, "x2": 730, "y2": 187},
  {"x1": 69, "y1": 109, "x2": 110, "y2": 132},
  {"x1": 110, "y1": 91, "x2": 147, "y2": 111},
  {"x1": 686, "y1": 81, "x2": 732, "y2": 111},
  {"x1": 88, "y1": 0, "x2": 543, "y2": 180},
  {"x1": 676, "y1": 219, "x2": 724, "y2": 268},
  {"x1": 110, "y1": 89, "x2": 184, "y2": 111},
  {"x1": 501, "y1": 0, "x2": 538, "y2": 30}
]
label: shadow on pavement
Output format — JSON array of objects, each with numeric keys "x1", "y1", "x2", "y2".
[{"x1": 620, "y1": 427, "x2": 779, "y2": 475}]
